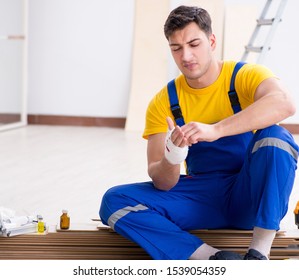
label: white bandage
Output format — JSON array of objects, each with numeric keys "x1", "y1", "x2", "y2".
[{"x1": 164, "y1": 128, "x2": 188, "y2": 165}]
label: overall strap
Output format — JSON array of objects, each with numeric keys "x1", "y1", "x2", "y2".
[
  {"x1": 167, "y1": 61, "x2": 246, "y2": 126},
  {"x1": 228, "y1": 61, "x2": 246, "y2": 114},
  {"x1": 167, "y1": 79, "x2": 185, "y2": 126}
]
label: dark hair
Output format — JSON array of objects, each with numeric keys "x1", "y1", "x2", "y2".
[{"x1": 164, "y1": 5, "x2": 212, "y2": 39}]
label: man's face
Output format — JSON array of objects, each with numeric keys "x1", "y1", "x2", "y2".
[{"x1": 168, "y1": 22, "x2": 216, "y2": 83}]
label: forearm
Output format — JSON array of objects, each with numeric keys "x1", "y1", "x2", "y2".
[
  {"x1": 215, "y1": 92, "x2": 296, "y2": 138},
  {"x1": 181, "y1": 78, "x2": 295, "y2": 144},
  {"x1": 147, "y1": 120, "x2": 189, "y2": 190},
  {"x1": 148, "y1": 157, "x2": 181, "y2": 191}
]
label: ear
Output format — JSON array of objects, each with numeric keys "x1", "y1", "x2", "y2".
[{"x1": 209, "y1": 33, "x2": 216, "y2": 50}]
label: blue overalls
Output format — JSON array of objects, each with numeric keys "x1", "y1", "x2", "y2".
[{"x1": 99, "y1": 62, "x2": 298, "y2": 260}]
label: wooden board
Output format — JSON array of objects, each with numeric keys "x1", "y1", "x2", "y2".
[
  {"x1": 223, "y1": 4, "x2": 257, "y2": 62},
  {"x1": 125, "y1": 0, "x2": 225, "y2": 132},
  {"x1": 0, "y1": 223, "x2": 298, "y2": 260},
  {"x1": 125, "y1": 0, "x2": 170, "y2": 132}
]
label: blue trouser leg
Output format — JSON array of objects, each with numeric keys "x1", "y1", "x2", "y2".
[
  {"x1": 100, "y1": 181, "x2": 203, "y2": 260},
  {"x1": 100, "y1": 174, "x2": 238, "y2": 260},
  {"x1": 227, "y1": 125, "x2": 298, "y2": 230}
]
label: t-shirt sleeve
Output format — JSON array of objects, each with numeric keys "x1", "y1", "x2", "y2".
[
  {"x1": 235, "y1": 63, "x2": 277, "y2": 106},
  {"x1": 142, "y1": 87, "x2": 173, "y2": 139}
]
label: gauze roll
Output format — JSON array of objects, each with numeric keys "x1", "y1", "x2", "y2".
[{"x1": 164, "y1": 128, "x2": 188, "y2": 165}]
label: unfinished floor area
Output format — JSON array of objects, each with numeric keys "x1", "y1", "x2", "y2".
[{"x1": 0, "y1": 124, "x2": 298, "y2": 231}]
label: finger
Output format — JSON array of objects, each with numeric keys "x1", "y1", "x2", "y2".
[
  {"x1": 172, "y1": 127, "x2": 187, "y2": 147},
  {"x1": 166, "y1": 116, "x2": 175, "y2": 131},
  {"x1": 181, "y1": 129, "x2": 196, "y2": 143},
  {"x1": 182, "y1": 123, "x2": 199, "y2": 144},
  {"x1": 180, "y1": 137, "x2": 190, "y2": 148}
]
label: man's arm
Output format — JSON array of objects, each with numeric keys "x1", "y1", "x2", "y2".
[
  {"x1": 147, "y1": 117, "x2": 188, "y2": 191},
  {"x1": 182, "y1": 77, "x2": 296, "y2": 143}
]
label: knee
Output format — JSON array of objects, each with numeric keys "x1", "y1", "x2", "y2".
[
  {"x1": 252, "y1": 125, "x2": 298, "y2": 162},
  {"x1": 256, "y1": 125, "x2": 296, "y2": 145},
  {"x1": 254, "y1": 125, "x2": 298, "y2": 151},
  {"x1": 99, "y1": 186, "x2": 124, "y2": 225}
]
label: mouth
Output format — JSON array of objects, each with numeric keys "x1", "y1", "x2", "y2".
[{"x1": 183, "y1": 62, "x2": 197, "y2": 71}]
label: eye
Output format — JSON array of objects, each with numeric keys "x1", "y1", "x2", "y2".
[
  {"x1": 171, "y1": 46, "x2": 181, "y2": 52},
  {"x1": 190, "y1": 43, "x2": 200, "y2": 48},
  {"x1": 188, "y1": 39, "x2": 201, "y2": 48}
]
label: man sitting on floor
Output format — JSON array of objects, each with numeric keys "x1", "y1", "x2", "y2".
[{"x1": 100, "y1": 5, "x2": 298, "y2": 260}]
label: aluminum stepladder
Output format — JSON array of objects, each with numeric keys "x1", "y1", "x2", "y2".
[{"x1": 241, "y1": 0, "x2": 288, "y2": 63}]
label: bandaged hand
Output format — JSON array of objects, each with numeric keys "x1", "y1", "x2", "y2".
[{"x1": 164, "y1": 128, "x2": 188, "y2": 165}]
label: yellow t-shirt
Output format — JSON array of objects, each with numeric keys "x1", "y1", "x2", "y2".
[{"x1": 143, "y1": 61, "x2": 275, "y2": 139}]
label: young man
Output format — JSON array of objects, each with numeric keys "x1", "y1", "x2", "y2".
[{"x1": 100, "y1": 5, "x2": 298, "y2": 260}]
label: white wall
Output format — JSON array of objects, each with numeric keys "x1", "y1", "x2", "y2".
[
  {"x1": 0, "y1": 0, "x2": 24, "y2": 113},
  {"x1": 28, "y1": 0, "x2": 134, "y2": 117},
  {"x1": 27, "y1": 0, "x2": 299, "y2": 122},
  {"x1": 262, "y1": 0, "x2": 299, "y2": 123},
  {"x1": 224, "y1": 0, "x2": 299, "y2": 124}
]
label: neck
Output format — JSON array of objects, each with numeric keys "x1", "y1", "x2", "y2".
[{"x1": 186, "y1": 60, "x2": 223, "y2": 89}]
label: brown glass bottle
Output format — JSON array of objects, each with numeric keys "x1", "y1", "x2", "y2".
[{"x1": 60, "y1": 209, "x2": 70, "y2": 230}]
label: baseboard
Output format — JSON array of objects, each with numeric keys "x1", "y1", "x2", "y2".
[
  {"x1": 0, "y1": 113, "x2": 21, "y2": 124},
  {"x1": 22, "y1": 115, "x2": 299, "y2": 134},
  {"x1": 27, "y1": 114, "x2": 126, "y2": 128},
  {"x1": 280, "y1": 123, "x2": 299, "y2": 135}
]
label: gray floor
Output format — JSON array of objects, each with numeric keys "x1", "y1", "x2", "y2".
[{"x1": 0, "y1": 125, "x2": 298, "y2": 231}]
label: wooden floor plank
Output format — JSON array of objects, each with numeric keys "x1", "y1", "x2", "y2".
[{"x1": 1, "y1": 226, "x2": 298, "y2": 260}]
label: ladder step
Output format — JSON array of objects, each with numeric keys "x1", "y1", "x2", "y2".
[
  {"x1": 245, "y1": 45, "x2": 271, "y2": 53},
  {"x1": 245, "y1": 46, "x2": 263, "y2": 53},
  {"x1": 242, "y1": 0, "x2": 288, "y2": 63},
  {"x1": 257, "y1": 18, "x2": 275, "y2": 25}
]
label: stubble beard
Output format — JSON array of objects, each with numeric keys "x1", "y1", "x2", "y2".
[{"x1": 183, "y1": 57, "x2": 212, "y2": 84}]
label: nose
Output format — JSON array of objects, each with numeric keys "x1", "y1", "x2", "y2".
[{"x1": 181, "y1": 46, "x2": 193, "y2": 62}]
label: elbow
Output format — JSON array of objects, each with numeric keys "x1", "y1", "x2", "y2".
[
  {"x1": 153, "y1": 182, "x2": 175, "y2": 191},
  {"x1": 278, "y1": 91, "x2": 296, "y2": 119},
  {"x1": 147, "y1": 158, "x2": 180, "y2": 191},
  {"x1": 283, "y1": 98, "x2": 296, "y2": 119},
  {"x1": 288, "y1": 103, "x2": 296, "y2": 117},
  {"x1": 148, "y1": 171, "x2": 178, "y2": 191}
]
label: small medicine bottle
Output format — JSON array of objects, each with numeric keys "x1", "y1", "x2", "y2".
[
  {"x1": 37, "y1": 215, "x2": 45, "y2": 233},
  {"x1": 60, "y1": 209, "x2": 70, "y2": 230}
]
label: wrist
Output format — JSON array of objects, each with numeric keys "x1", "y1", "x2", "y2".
[
  {"x1": 164, "y1": 130, "x2": 188, "y2": 165},
  {"x1": 213, "y1": 121, "x2": 225, "y2": 139}
]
